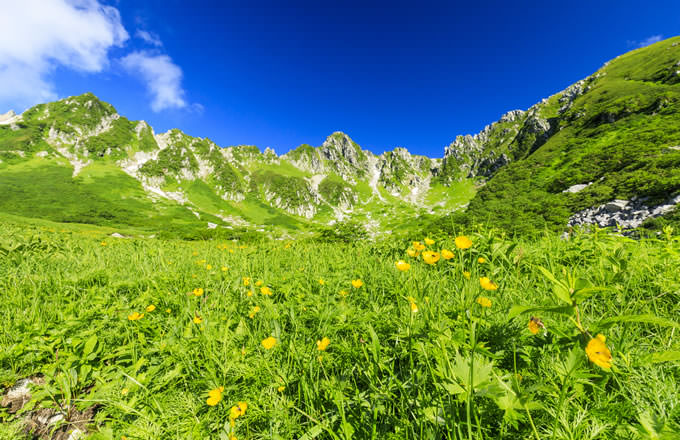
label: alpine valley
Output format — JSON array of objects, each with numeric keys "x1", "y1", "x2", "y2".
[{"x1": 2, "y1": 36, "x2": 680, "y2": 238}]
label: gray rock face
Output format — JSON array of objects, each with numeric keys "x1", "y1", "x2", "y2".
[
  {"x1": 568, "y1": 194, "x2": 680, "y2": 229},
  {"x1": 563, "y1": 182, "x2": 592, "y2": 193},
  {"x1": 558, "y1": 79, "x2": 590, "y2": 113},
  {"x1": 515, "y1": 114, "x2": 555, "y2": 155}
]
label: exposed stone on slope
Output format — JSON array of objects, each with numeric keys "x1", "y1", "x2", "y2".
[
  {"x1": 568, "y1": 194, "x2": 680, "y2": 229},
  {"x1": 563, "y1": 182, "x2": 592, "y2": 193}
]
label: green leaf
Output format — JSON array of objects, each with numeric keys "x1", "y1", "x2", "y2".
[
  {"x1": 82, "y1": 334, "x2": 98, "y2": 358},
  {"x1": 536, "y1": 265, "x2": 561, "y2": 286},
  {"x1": 508, "y1": 305, "x2": 574, "y2": 319},
  {"x1": 598, "y1": 314, "x2": 680, "y2": 329},
  {"x1": 648, "y1": 351, "x2": 680, "y2": 363},
  {"x1": 572, "y1": 286, "x2": 608, "y2": 302}
]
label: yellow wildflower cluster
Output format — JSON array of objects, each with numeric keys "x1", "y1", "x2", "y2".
[
  {"x1": 586, "y1": 334, "x2": 613, "y2": 369},
  {"x1": 479, "y1": 277, "x2": 498, "y2": 291},
  {"x1": 206, "y1": 386, "x2": 223, "y2": 406},
  {"x1": 407, "y1": 296, "x2": 419, "y2": 313},
  {"x1": 316, "y1": 337, "x2": 330, "y2": 351},
  {"x1": 262, "y1": 336, "x2": 277, "y2": 349},
  {"x1": 476, "y1": 297, "x2": 492, "y2": 308},
  {"x1": 127, "y1": 312, "x2": 144, "y2": 321},
  {"x1": 395, "y1": 260, "x2": 411, "y2": 271}
]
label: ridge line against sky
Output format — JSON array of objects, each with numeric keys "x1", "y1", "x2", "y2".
[{"x1": 0, "y1": 0, "x2": 679, "y2": 158}]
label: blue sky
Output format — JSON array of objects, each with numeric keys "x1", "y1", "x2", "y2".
[{"x1": 1, "y1": 1, "x2": 678, "y2": 157}]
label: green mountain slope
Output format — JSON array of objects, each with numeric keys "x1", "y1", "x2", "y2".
[
  {"x1": 441, "y1": 36, "x2": 680, "y2": 234},
  {"x1": 0, "y1": 94, "x2": 471, "y2": 236}
]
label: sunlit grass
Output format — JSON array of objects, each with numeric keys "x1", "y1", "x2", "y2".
[{"x1": 1, "y1": 221, "x2": 679, "y2": 439}]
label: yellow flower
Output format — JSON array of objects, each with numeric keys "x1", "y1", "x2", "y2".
[
  {"x1": 424, "y1": 237, "x2": 435, "y2": 245},
  {"x1": 277, "y1": 385, "x2": 285, "y2": 392},
  {"x1": 193, "y1": 287, "x2": 204, "y2": 296},
  {"x1": 406, "y1": 248, "x2": 418, "y2": 257},
  {"x1": 316, "y1": 337, "x2": 331, "y2": 351},
  {"x1": 441, "y1": 249, "x2": 454, "y2": 260},
  {"x1": 165, "y1": 308, "x2": 171, "y2": 313},
  {"x1": 193, "y1": 315, "x2": 203, "y2": 324},
  {"x1": 247, "y1": 290, "x2": 254, "y2": 297},
  {"x1": 528, "y1": 317, "x2": 543, "y2": 335},
  {"x1": 408, "y1": 296, "x2": 419, "y2": 313},
  {"x1": 463, "y1": 271, "x2": 471, "y2": 280},
  {"x1": 339, "y1": 290, "x2": 349, "y2": 297},
  {"x1": 100, "y1": 241, "x2": 107, "y2": 246},
  {"x1": 192, "y1": 251, "x2": 198, "y2": 256},
  {"x1": 146, "y1": 304, "x2": 156, "y2": 312},
  {"x1": 230, "y1": 401, "x2": 248, "y2": 420},
  {"x1": 249, "y1": 306, "x2": 261, "y2": 319},
  {"x1": 395, "y1": 260, "x2": 411, "y2": 271},
  {"x1": 351, "y1": 279, "x2": 363, "y2": 289},
  {"x1": 206, "y1": 264, "x2": 212, "y2": 270},
  {"x1": 262, "y1": 336, "x2": 277, "y2": 349},
  {"x1": 586, "y1": 334, "x2": 612, "y2": 369},
  {"x1": 255, "y1": 280, "x2": 264, "y2": 287},
  {"x1": 318, "y1": 279, "x2": 325, "y2": 285},
  {"x1": 455, "y1": 236, "x2": 472, "y2": 249},
  {"x1": 121, "y1": 388, "x2": 129, "y2": 395},
  {"x1": 478, "y1": 257, "x2": 486, "y2": 264},
  {"x1": 422, "y1": 251, "x2": 441, "y2": 265},
  {"x1": 221, "y1": 266, "x2": 228, "y2": 272},
  {"x1": 243, "y1": 277, "x2": 251, "y2": 286},
  {"x1": 239, "y1": 245, "x2": 247, "y2": 249},
  {"x1": 412, "y1": 241, "x2": 426, "y2": 251},
  {"x1": 260, "y1": 286, "x2": 272, "y2": 296},
  {"x1": 479, "y1": 277, "x2": 498, "y2": 291},
  {"x1": 206, "y1": 386, "x2": 224, "y2": 406},
  {"x1": 476, "y1": 297, "x2": 492, "y2": 308},
  {"x1": 127, "y1": 312, "x2": 144, "y2": 321}
]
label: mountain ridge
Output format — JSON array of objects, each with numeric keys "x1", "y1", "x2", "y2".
[{"x1": 2, "y1": 37, "x2": 680, "y2": 236}]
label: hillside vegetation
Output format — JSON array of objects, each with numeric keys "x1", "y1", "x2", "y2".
[{"x1": 455, "y1": 37, "x2": 680, "y2": 234}]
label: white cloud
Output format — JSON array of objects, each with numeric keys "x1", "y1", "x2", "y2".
[
  {"x1": 121, "y1": 51, "x2": 187, "y2": 112},
  {"x1": 636, "y1": 34, "x2": 663, "y2": 48},
  {"x1": 136, "y1": 29, "x2": 163, "y2": 47},
  {"x1": 0, "y1": 0, "x2": 128, "y2": 111}
]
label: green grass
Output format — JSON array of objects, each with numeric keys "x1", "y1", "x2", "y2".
[{"x1": 1, "y1": 218, "x2": 679, "y2": 439}]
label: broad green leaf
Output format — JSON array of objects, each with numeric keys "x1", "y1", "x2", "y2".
[
  {"x1": 648, "y1": 351, "x2": 680, "y2": 364},
  {"x1": 536, "y1": 265, "x2": 561, "y2": 286},
  {"x1": 508, "y1": 305, "x2": 574, "y2": 319},
  {"x1": 82, "y1": 334, "x2": 98, "y2": 357},
  {"x1": 572, "y1": 286, "x2": 608, "y2": 302}
]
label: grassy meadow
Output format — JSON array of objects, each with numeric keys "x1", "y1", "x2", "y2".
[{"x1": 1, "y1": 217, "x2": 679, "y2": 439}]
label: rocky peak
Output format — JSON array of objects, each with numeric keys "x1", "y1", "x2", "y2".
[
  {"x1": 320, "y1": 132, "x2": 370, "y2": 169},
  {"x1": 0, "y1": 110, "x2": 16, "y2": 121},
  {"x1": 499, "y1": 109, "x2": 525, "y2": 123}
]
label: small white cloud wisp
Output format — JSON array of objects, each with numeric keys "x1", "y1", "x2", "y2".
[
  {"x1": 0, "y1": 0, "x2": 128, "y2": 111},
  {"x1": 121, "y1": 51, "x2": 187, "y2": 112},
  {"x1": 136, "y1": 29, "x2": 163, "y2": 47},
  {"x1": 636, "y1": 34, "x2": 663, "y2": 48}
]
